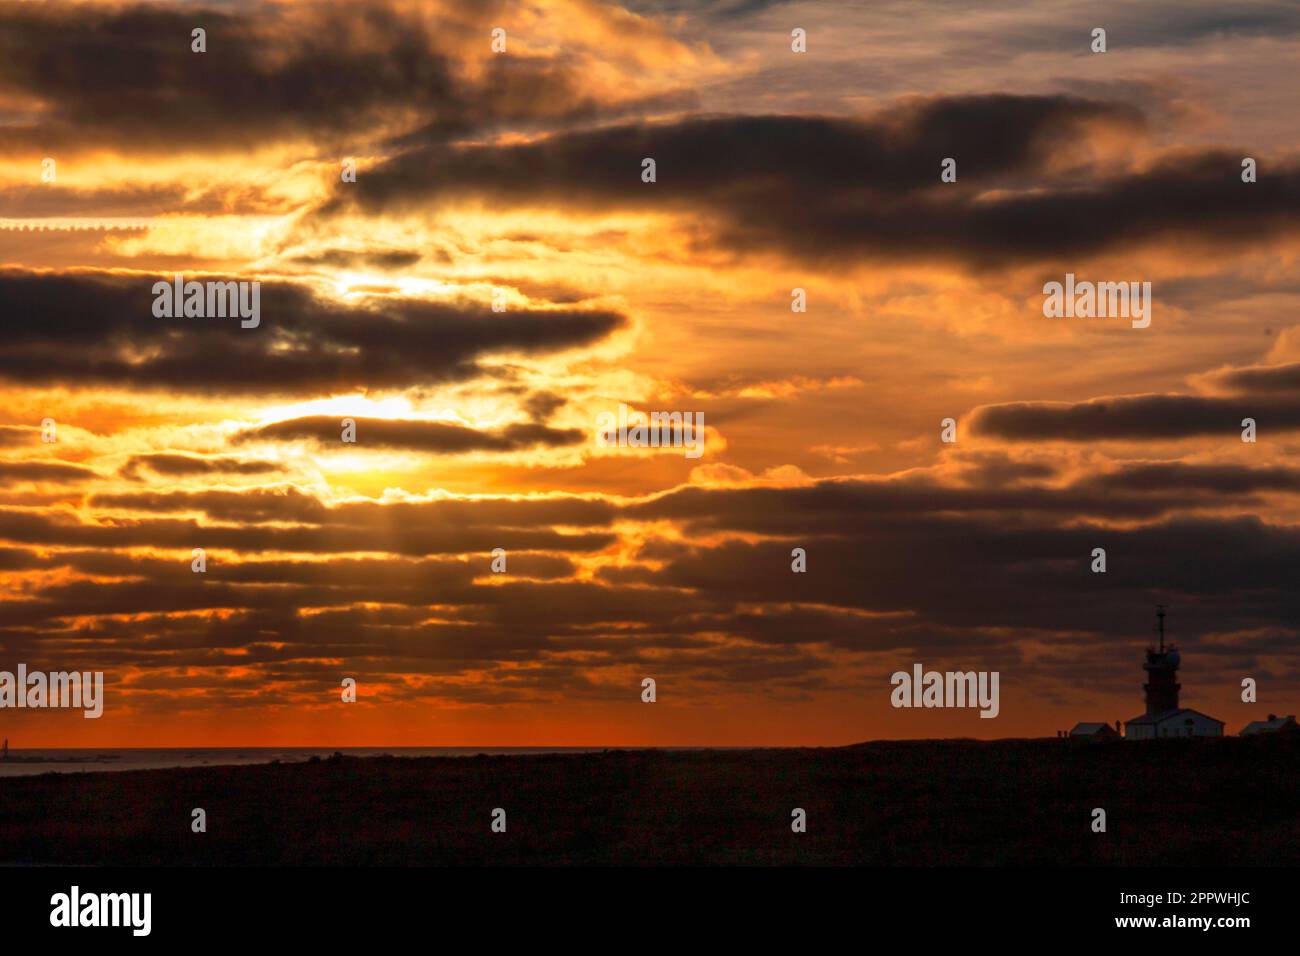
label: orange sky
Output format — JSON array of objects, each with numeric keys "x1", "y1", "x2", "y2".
[{"x1": 2, "y1": 0, "x2": 1299, "y2": 746}]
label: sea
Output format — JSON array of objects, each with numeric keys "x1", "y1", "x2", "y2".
[{"x1": 0, "y1": 747, "x2": 612, "y2": 778}]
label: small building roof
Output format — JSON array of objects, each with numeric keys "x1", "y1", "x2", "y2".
[
  {"x1": 1124, "y1": 708, "x2": 1224, "y2": 727},
  {"x1": 1069, "y1": 722, "x2": 1115, "y2": 735},
  {"x1": 1239, "y1": 714, "x2": 1298, "y2": 735}
]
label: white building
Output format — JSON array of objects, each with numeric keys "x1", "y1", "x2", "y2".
[{"x1": 1124, "y1": 708, "x2": 1224, "y2": 740}]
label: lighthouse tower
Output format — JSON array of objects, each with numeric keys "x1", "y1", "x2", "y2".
[
  {"x1": 1143, "y1": 605, "x2": 1180, "y2": 714},
  {"x1": 1123, "y1": 607, "x2": 1225, "y2": 738}
]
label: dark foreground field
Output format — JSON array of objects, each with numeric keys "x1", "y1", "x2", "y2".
[{"x1": 3, "y1": 738, "x2": 1299, "y2": 865}]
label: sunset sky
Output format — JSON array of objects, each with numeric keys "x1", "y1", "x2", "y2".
[{"x1": 2, "y1": 0, "x2": 1299, "y2": 747}]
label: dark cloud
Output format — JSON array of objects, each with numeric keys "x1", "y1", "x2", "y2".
[
  {"x1": 235, "y1": 416, "x2": 584, "y2": 453},
  {"x1": 970, "y1": 393, "x2": 1300, "y2": 441},
  {"x1": 0, "y1": 460, "x2": 99, "y2": 483},
  {"x1": 120, "y1": 453, "x2": 284, "y2": 481},
  {"x1": 971, "y1": 353, "x2": 1300, "y2": 441},
  {"x1": 621, "y1": 495, "x2": 1300, "y2": 639},
  {"x1": 334, "y1": 94, "x2": 1135, "y2": 207},
  {"x1": 91, "y1": 486, "x2": 331, "y2": 524},
  {"x1": 0, "y1": 1, "x2": 653, "y2": 155},
  {"x1": 1082, "y1": 462, "x2": 1300, "y2": 495},
  {"x1": 326, "y1": 95, "x2": 1299, "y2": 267},
  {"x1": 286, "y1": 249, "x2": 426, "y2": 271},
  {"x1": 0, "y1": 426, "x2": 38, "y2": 448},
  {"x1": 523, "y1": 390, "x2": 568, "y2": 422},
  {"x1": 0, "y1": 500, "x2": 616, "y2": 557},
  {"x1": 1206, "y1": 361, "x2": 1300, "y2": 397},
  {"x1": 627, "y1": 476, "x2": 1208, "y2": 526},
  {"x1": 951, "y1": 452, "x2": 1059, "y2": 487},
  {"x1": 0, "y1": 183, "x2": 187, "y2": 218},
  {"x1": 0, "y1": 270, "x2": 625, "y2": 394},
  {"x1": 82, "y1": 489, "x2": 617, "y2": 529}
]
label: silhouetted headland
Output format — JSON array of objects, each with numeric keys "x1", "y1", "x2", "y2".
[{"x1": 2, "y1": 738, "x2": 1297, "y2": 865}]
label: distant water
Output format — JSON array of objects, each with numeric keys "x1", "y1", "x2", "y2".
[{"x1": 0, "y1": 747, "x2": 611, "y2": 778}]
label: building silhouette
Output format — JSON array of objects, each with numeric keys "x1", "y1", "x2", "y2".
[
  {"x1": 1240, "y1": 714, "x2": 1299, "y2": 736},
  {"x1": 1068, "y1": 721, "x2": 1118, "y2": 739},
  {"x1": 1123, "y1": 607, "x2": 1223, "y2": 739}
]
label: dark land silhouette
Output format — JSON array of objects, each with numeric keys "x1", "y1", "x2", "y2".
[{"x1": 2, "y1": 737, "x2": 1298, "y2": 865}]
